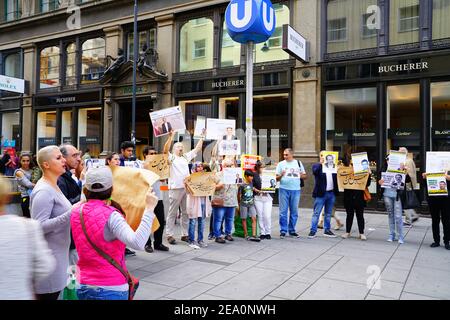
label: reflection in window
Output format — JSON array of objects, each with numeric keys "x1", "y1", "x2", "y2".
[
  {"x1": 432, "y1": 0, "x2": 450, "y2": 40},
  {"x1": 40, "y1": 0, "x2": 59, "y2": 13},
  {"x1": 81, "y1": 38, "x2": 106, "y2": 84},
  {"x1": 78, "y1": 108, "x2": 102, "y2": 157},
  {"x1": 221, "y1": 21, "x2": 240, "y2": 67},
  {"x1": 4, "y1": 53, "x2": 21, "y2": 78},
  {"x1": 127, "y1": 29, "x2": 156, "y2": 60},
  {"x1": 37, "y1": 111, "x2": 56, "y2": 148},
  {"x1": 1, "y1": 112, "x2": 20, "y2": 153},
  {"x1": 66, "y1": 43, "x2": 76, "y2": 86},
  {"x1": 40, "y1": 46, "x2": 60, "y2": 88},
  {"x1": 431, "y1": 82, "x2": 450, "y2": 151},
  {"x1": 179, "y1": 17, "x2": 213, "y2": 72},
  {"x1": 327, "y1": 0, "x2": 377, "y2": 53},
  {"x1": 390, "y1": 0, "x2": 420, "y2": 45},
  {"x1": 61, "y1": 111, "x2": 72, "y2": 144}
]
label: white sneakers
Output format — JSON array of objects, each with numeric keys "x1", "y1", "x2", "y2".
[
  {"x1": 341, "y1": 233, "x2": 366, "y2": 240},
  {"x1": 341, "y1": 233, "x2": 351, "y2": 239}
]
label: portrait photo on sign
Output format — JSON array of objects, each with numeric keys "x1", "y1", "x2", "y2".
[
  {"x1": 426, "y1": 173, "x2": 448, "y2": 196},
  {"x1": 223, "y1": 167, "x2": 244, "y2": 185},
  {"x1": 352, "y1": 152, "x2": 369, "y2": 175},
  {"x1": 85, "y1": 159, "x2": 105, "y2": 171},
  {"x1": 218, "y1": 140, "x2": 241, "y2": 156},
  {"x1": 381, "y1": 172, "x2": 406, "y2": 190},
  {"x1": 149, "y1": 106, "x2": 186, "y2": 137},
  {"x1": 194, "y1": 116, "x2": 206, "y2": 139},
  {"x1": 261, "y1": 170, "x2": 277, "y2": 193},
  {"x1": 206, "y1": 118, "x2": 236, "y2": 140},
  {"x1": 322, "y1": 151, "x2": 339, "y2": 173}
]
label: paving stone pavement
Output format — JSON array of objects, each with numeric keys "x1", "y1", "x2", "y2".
[{"x1": 127, "y1": 208, "x2": 450, "y2": 300}]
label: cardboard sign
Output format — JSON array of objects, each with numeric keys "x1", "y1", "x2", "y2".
[
  {"x1": 426, "y1": 173, "x2": 448, "y2": 196},
  {"x1": 110, "y1": 166, "x2": 160, "y2": 232},
  {"x1": 143, "y1": 154, "x2": 170, "y2": 180},
  {"x1": 337, "y1": 166, "x2": 369, "y2": 191},
  {"x1": 241, "y1": 154, "x2": 262, "y2": 172},
  {"x1": 185, "y1": 172, "x2": 217, "y2": 197}
]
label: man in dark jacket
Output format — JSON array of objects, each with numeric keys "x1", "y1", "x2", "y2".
[
  {"x1": 58, "y1": 144, "x2": 82, "y2": 265},
  {"x1": 308, "y1": 152, "x2": 340, "y2": 238}
]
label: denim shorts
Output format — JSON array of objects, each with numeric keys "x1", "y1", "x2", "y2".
[{"x1": 240, "y1": 205, "x2": 257, "y2": 219}]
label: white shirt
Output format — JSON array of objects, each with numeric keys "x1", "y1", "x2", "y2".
[
  {"x1": 168, "y1": 150, "x2": 197, "y2": 189},
  {"x1": 326, "y1": 172, "x2": 334, "y2": 191}
]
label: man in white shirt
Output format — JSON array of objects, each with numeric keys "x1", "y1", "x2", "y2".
[{"x1": 163, "y1": 130, "x2": 205, "y2": 245}]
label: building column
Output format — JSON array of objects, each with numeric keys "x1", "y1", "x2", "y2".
[{"x1": 21, "y1": 43, "x2": 36, "y2": 153}]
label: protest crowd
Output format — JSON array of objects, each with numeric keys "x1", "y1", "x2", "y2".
[{"x1": 0, "y1": 124, "x2": 449, "y2": 300}]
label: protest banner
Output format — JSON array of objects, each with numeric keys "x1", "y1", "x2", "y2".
[
  {"x1": 185, "y1": 172, "x2": 217, "y2": 197},
  {"x1": 337, "y1": 166, "x2": 369, "y2": 192},
  {"x1": 223, "y1": 167, "x2": 244, "y2": 184},
  {"x1": 381, "y1": 172, "x2": 406, "y2": 190},
  {"x1": 110, "y1": 166, "x2": 160, "y2": 232},
  {"x1": 261, "y1": 170, "x2": 277, "y2": 193},
  {"x1": 218, "y1": 140, "x2": 241, "y2": 156},
  {"x1": 143, "y1": 154, "x2": 170, "y2": 180},
  {"x1": 149, "y1": 106, "x2": 186, "y2": 137},
  {"x1": 352, "y1": 152, "x2": 369, "y2": 175},
  {"x1": 194, "y1": 116, "x2": 206, "y2": 139},
  {"x1": 387, "y1": 150, "x2": 407, "y2": 173},
  {"x1": 426, "y1": 173, "x2": 449, "y2": 196},
  {"x1": 322, "y1": 151, "x2": 339, "y2": 173},
  {"x1": 206, "y1": 118, "x2": 236, "y2": 140},
  {"x1": 426, "y1": 152, "x2": 450, "y2": 173},
  {"x1": 241, "y1": 154, "x2": 262, "y2": 172}
]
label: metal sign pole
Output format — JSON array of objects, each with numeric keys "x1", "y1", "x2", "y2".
[
  {"x1": 131, "y1": 0, "x2": 138, "y2": 156},
  {"x1": 246, "y1": 41, "x2": 254, "y2": 155}
]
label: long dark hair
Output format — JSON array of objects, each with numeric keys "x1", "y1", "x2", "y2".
[
  {"x1": 19, "y1": 153, "x2": 34, "y2": 170},
  {"x1": 105, "y1": 152, "x2": 119, "y2": 166}
]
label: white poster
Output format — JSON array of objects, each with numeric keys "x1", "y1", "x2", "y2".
[
  {"x1": 426, "y1": 152, "x2": 450, "y2": 173},
  {"x1": 261, "y1": 170, "x2": 277, "y2": 193},
  {"x1": 84, "y1": 159, "x2": 105, "y2": 171},
  {"x1": 149, "y1": 106, "x2": 186, "y2": 137},
  {"x1": 387, "y1": 150, "x2": 407, "y2": 173},
  {"x1": 352, "y1": 152, "x2": 369, "y2": 175},
  {"x1": 322, "y1": 151, "x2": 339, "y2": 173},
  {"x1": 381, "y1": 172, "x2": 406, "y2": 190},
  {"x1": 223, "y1": 167, "x2": 244, "y2": 185},
  {"x1": 206, "y1": 118, "x2": 236, "y2": 140},
  {"x1": 194, "y1": 116, "x2": 206, "y2": 139},
  {"x1": 218, "y1": 140, "x2": 241, "y2": 156}
]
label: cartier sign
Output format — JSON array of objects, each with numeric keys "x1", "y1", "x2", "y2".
[{"x1": 379, "y1": 62, "x2": 428, "y2": 74}]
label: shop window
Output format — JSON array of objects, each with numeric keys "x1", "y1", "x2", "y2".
[
  {"x1": 1, "y1": 112, "x2": 20, "y2": 152},
  {"x1": 5, "y1": 0, "x2": 21, "y2": 21},
  {"x1": 65, "y1": 43, "x2": 76, "y2": 86},
  {"x1": 36, "y1": 111, "x2": 56, "y2": 149},
  {"x1": 78, "y1": 108, "x2": 101, "y2": 157},
  {"x1": 390, "y1": 0, "x2": 420, "y2": 46},
  {"x1": 40, "y1": 0, "x2": 59, "y2": 13},
  {"x1": 127, "y1": 29, "x2": 156, "y2": 60},
  {"x1": 81, "y1": 38, "x2": 106, "y2": 84},
  {"x1": 254, "y1": 3, "x2": 289, "y2": 63},
  {"x1": 431, "y1": 81, "x2": 450, "y2": 151},
  {"x1": 220, "y1": 20, "x2": 240, "y2": 67},
  {"x1": 179, "y1": 17, "x2": 213, "y2": 72},
  {"x1": 4, "y1": 53, "x2": 21, "y2": 78},
  {"x1": 40, "y1": 46, "x2": 60, "y2": 89},
  {"x1": 327, "y1": 0, "x2": 377, "y2": 53},
  {"x1": 61, "y1": 111, "x2": 72, "y2": 145},
  {"x1": 432, "y1": 0, "x2": 450, "y2": 40},
  {"x1": 326, "y1": 88, "x2": 377, "y2": 165}
]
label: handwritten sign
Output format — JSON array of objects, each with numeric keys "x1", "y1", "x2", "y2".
[
  {"x1": 241, "y1": 154, "x2": 262, "y2": 172},
  {"x1": 185, "y1": 172, "x2": 217, "y2": 197},
  {"x1": 144, "y1": 154, "x2": 170, "y2": 180},
  {"x1": 337, "y1": 166, "x2": 369, "y2": 191}
]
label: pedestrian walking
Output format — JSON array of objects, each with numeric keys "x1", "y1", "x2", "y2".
[
  {"x1": 0, "y1": 174, "x2": 56, "y2": 300},
  {"x1": 253, "y1": 160, "x2": 273, "y2": 240},
  {"x1": 30, "y1": 146, "x2": 74, "y2": 300},
  {"x1": 15, "y1": 153, "x2": 35, "y2": 218}
]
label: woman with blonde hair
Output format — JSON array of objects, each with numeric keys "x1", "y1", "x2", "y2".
[
  {"x1": 0, "y1": 174, "x2": 56, "y2": 299},
  {"x1": 30, "y1": 145, "x2": 74, "y2": 300}
]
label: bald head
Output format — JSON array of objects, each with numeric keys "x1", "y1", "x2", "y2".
[{"x1": 37, "y1": 146, "x2": 60, "y2": 170}]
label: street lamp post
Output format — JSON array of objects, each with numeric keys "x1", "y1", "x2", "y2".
[{"x1": 131, "y1": 0, "x2": 138, "y2": 157}]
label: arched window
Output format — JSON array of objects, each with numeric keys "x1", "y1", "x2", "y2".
[
  {"x1": 81, "y1": 38, "x2": 106, "y2": 84},
  {"x1": 220, "y1": 20, "x2": 241, "y2": 67},
  {"x1": 65, "y1": 43, "x2": 76, "y2": 86},
  {"x1": 40, "y1": 46, "x2": 60, "y2": 88},
  {"x1": 4, "y1": 53, "x2": 21, "y2": 78},
  {"x1": 179, "y1": 17, "x2": 214, "y2": 72}
]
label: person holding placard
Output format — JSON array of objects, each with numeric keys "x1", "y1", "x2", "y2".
[
  {"x1": 423, "y1": 171, "x2": 450, "y2": 250},
  {"x1": 399, "y1": 147, "x2": 420, "y2": 226},
  {"x1": 253, "y1": 161, "x2": 273, "y2": 240},
  {"x1": 164, "y1": 130, "x2": 205, "y2": 245}
]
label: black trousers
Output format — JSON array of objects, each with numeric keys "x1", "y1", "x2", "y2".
[
  {"x1": 146, "y1": 200, "x2": 165, "y2": 248},
  {"x1": 345, "y1": 205, "x2": 365, "y2": 234},
  {"x1": 36, "y1": 291, "x2": 60, "y2": 300},
  {"x1": 21, "y1": 196, "x2": 30, "y2": 218},
  {"x1": 428, "y1": 197, "x2": 450, "y2": 244}
]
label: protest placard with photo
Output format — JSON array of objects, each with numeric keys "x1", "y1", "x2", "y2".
[
  {"x1": 124, "y1": 160, "x2": 143, "y2": 169},
  {"x1": 322, "y1": 151, "x2": 339, "y2": 173},
  {"x1": 218, "y1": 140, "x2": 241, "y2": 156},
  {"x1": 426, "y1": 173, "x2": 448, "y2": 196},
  {"x1": 381, "y1": 172, "x2": 406, "y2": 190},
  {"x1": 261, "y1": 170, "x2": 277, "y2": 193},
  {"x1": 206, "y1": 118, "x2": 236, "y2": 140},
  {"x1": 241, "y1": 154, "x2": 262, "y2": 172},
  {"x1": 223, "y1": 167, "x2": 244, "y2": 185},
  {"x1": 337, "y1": 166, "x2": 369, "y2": 192},
  {"x1": 143, "y1": 154, "x2": 170, "y2": 180},
  {"x1": 352, "y1": 152, "x2": 369, "y2": 175},
  {"x1": 149, "y1": 106, "x2": 186, "y2": 137},
  {"x1": 185, "y1": 172, "x2": 217, "y2": 197},
  {"x1": 387, "y1": 150, "x2": 407, "y2": 173},
  {"x1": 426, "y1": 152, "x2": 450, "y2": 173},
  {"x1": 194, "y1": 116, "x2": 206, "y2": 139},
  {"x1": 84, "y1": 159, "x2": 105, "y2": 171}
]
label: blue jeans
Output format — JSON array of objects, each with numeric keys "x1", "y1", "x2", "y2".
[
  {"x1": 213, "y1": 206, "x2": 235, "y2": 238},
  {"x1": 384, "y1": 196, "x2": 403, "y2": 240},
  {"x1": 76, "y1": 285, "x2": 128, "y2": 300},
  {"x1": 188, "y1": 204, "x2": 205, "y2": 242},
  {"x1": 311, "y1": 191, "x2": 336, "y2": 233},
  {"x1": 278, "y1": 188, "x2": 301, "y2": 234}
]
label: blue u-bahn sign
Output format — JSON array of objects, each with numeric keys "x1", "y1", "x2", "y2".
[{"x1": 225, "y1": 0, "x2": 276, "y2": 44}]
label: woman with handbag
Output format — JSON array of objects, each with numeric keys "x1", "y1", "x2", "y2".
[
  {"x1": 15, "y1": 153, "x2": 35, "y2": 218},
  {"x1": 70, "y1": 167, "x2": 158, "y2": 300}
]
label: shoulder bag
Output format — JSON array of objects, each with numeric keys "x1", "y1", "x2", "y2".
[
  {"x1": 297, "y1": 160, "x2": 305, "y2": 188},
  {"x1": 79, "y1": 205, "x2": 139, "y2": 300}
]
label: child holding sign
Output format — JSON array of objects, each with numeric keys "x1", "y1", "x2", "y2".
[{"x1": 238, "y1": 170, "x2": 260, "y2": 242}]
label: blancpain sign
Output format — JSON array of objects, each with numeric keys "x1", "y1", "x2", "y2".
[{"x1": 0, "y1": 75, "x2": 25, "y2": 94}]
